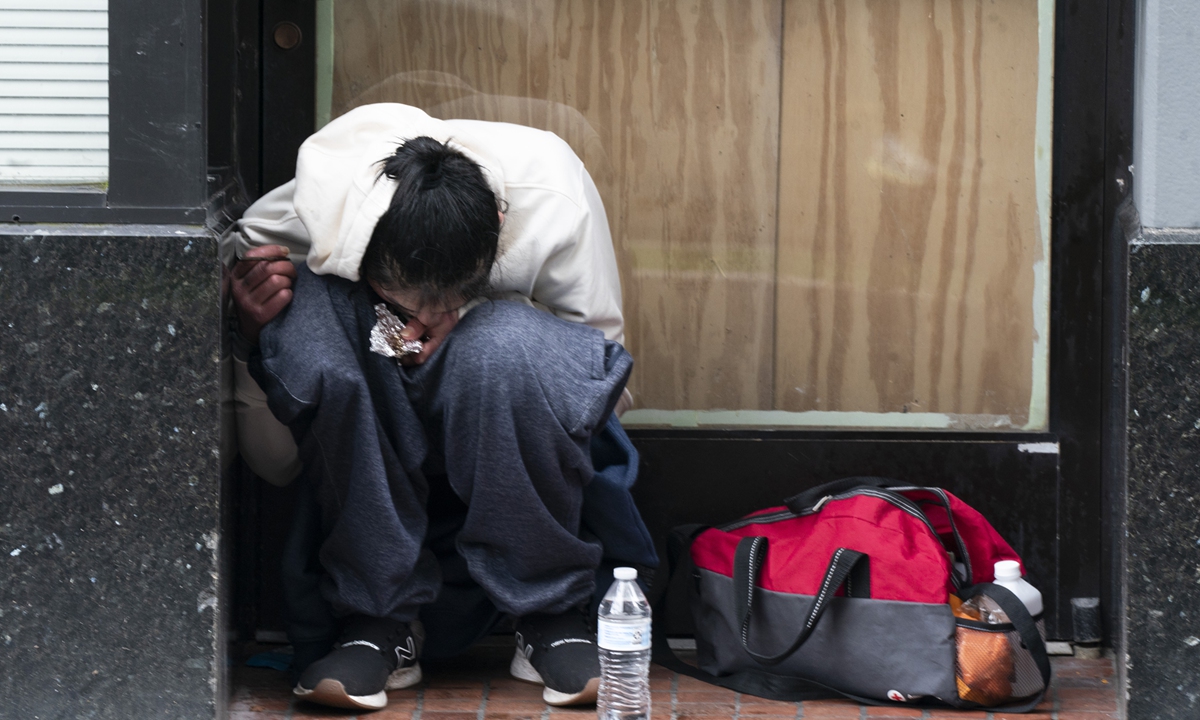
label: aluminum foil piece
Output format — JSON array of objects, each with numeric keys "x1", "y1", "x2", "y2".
[{"x1": 369, "y1": 303, "x2": 424, "y2": 358}]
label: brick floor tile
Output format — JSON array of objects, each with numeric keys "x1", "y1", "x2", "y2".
[
  {"x1": 230, "y1": 686, "x2": 292, "y2": 704},
  {"x1": 1053, "y1": 658, "x2": 1115, "y2": 676},
  {"x1": 488, "y1": 687, "x2": 546, "y2": 701},
  {"x1": 482, "y1": 711, "x2": 545, "y2": 720},
  {"x1": 1056, "y1": 713, "x2": 1119, "y2": 720},
  {"x1": 382, "y1": 692, "x2": 419, "y2": 706},
  {"x1": 424, "y1": 686, "x2": 486, "y2": 700},
  {"x1": 992, "y1": 713, "x2": 1053, "y2": 720},
  {"x1": 738, "y1": 699, "x2": 800, "y2": 716},
  {"x1": 488, "y1": 678, "x2": 542, "y2": 692},
  {"x1": 423, "y1": 698, "x2": 486, "y2": 712},
  {"x1": 677, "y1": 675, "x2": 723, "y2": 691},
  {"x1": 420, "y1": 712, "x2": 481, "y2": 720},
  {"x1": 674, "y1": 700, "x2": 738, "y2": 714},
  {"x1": 240, "y1": 699, "x2": 293, "y2": 713},
  {"x1": 798, "y1": 699, "x2": 862, "y2": 717},
  {"x1": 484, "y1": 699, "x2": 547, "y2": 712},
  {"x1": 373, "y1": 706, "x2": 417, "y2": 720},
  {"x1": 864, "y1": 706, "x2": 924, "y2": 717},
  {"x1": 676, "y1": 690, "x2": 740, "y2": 703},
  {"x1": 923, "y1": 710, "x2": 991, "y2": 718},
  {"x1": 425, "y1": 675, "x2": 492, "y2": 689},
  {"x1": 291, "y1": 703, "x2": 361, "y2": 718},
  {"x1": 1057, "y1": 687, "x2": 1118, "y2": 712},
  {"x1": 229, "y1": 712, "x2": 287, "y2": 720},
  {"x1": 547, "y1": 706, "x2": 595, "y2": 716}
]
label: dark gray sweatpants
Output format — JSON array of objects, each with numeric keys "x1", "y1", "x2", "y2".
[{"x1": 254, "y1": 269, "x2": 633, "y2": 626}]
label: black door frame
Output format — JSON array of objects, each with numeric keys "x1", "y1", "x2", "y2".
[{"x1": 242, "y1": 0, "x2": 1135, "y2": 642}]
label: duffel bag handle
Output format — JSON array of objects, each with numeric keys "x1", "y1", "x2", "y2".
[
  {"x1": 784, "y1": 476, "x2": 905, "y2": 514},
  {"x1": 733, "y1": 536, "x2": 870, "y2": 666}
]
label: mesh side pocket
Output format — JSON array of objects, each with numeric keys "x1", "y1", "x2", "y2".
[
  {"x1": 955, "y1": 624, "x2": 1013, "y2": 705},
  {"x1": 954, "y1": 619, "x2": 1046, "y2": 706},
  {"x1": 1007, "y1": 619, "x2": 1048, "y2": 699}
]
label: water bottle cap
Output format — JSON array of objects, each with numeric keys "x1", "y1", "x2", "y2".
[
  {"x1": 994, "y1": 560, "x2": 1022, "y2": 581},
  {"x1": 613, "y1": 567, "x2": 638, "y2": 581}
]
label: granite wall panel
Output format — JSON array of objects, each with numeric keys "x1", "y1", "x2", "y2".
[
  {"x1": 1127, "y1": 241, "x2": 1200, "y2": 719},
  {"x1": 0, "y1": 227, "x2": 225, "y2": 719}
]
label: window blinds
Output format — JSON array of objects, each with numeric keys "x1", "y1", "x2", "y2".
[{"x1": 0, "y1": 0, "x2": 108, "y2": 186}]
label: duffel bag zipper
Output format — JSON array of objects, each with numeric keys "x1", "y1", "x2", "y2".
[
  {"x1": 720, "y1": 487, "x2": 939, "y2": 542},
  {"x1": 887, "y1": 485, "x2": 973, "y2": 584}
]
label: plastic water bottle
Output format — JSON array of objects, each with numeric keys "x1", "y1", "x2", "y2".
[{"x1": 597, "y1": 567, "x2": 651, "y2": 720}]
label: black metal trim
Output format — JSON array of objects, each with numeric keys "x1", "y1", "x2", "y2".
[
  {"x1": 261, "y1": 0, "x2": 317, "y2": 193},
  {"x1": 1100, "y1": 0, "x2": 1137, "y2": 693},
  {"x1": 1044, "y1": 0, "x2": 1121, "y2": 639},
  {"x1": 205, "y1": 0, "x2": 263, "y2": 219}
]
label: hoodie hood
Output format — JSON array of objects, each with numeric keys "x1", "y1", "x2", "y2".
[{"x1": 293, "y1": 103, "x2": 507, "y2": 281}]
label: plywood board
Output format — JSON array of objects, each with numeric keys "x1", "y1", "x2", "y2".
[
  {"x1": 332, "y1": 0, "x2": 783, "y2": 410},
  {"x1": 774, "y1": 0, "x2": 1043, "y2": 427}
]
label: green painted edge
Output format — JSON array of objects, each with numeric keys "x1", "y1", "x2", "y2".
[
  {"x1": 315, "y1": 0, "x2": 334, "y2": 130},
  {"x1": 620, "y1": 409, "x2": 959, "y2": 430},
  {"x1": 1024, "y1": 0, "x2": 1055, "y2": 431}
]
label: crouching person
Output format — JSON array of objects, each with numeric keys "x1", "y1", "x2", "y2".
[{"x1": 224, "y1": 104, "x2": 655, "y2": 712}]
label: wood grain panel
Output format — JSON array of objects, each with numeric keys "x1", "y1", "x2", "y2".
[
  {"x1": 332, "y1": 0, "x2": 783, "y2": 410},
  {"x1": 774, "y1": 0, "x2": 1043, "y2": 426}
]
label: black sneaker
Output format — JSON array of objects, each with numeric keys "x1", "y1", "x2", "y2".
[
  {"x1": 293, "y1": 616, "x2": 423, "y2": 710},
  {"x1": 510, "y1": 609, "x2": 601, "y2": 706}
]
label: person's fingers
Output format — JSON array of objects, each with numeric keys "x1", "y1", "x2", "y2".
[
  {"x1": 244, "y1": 244, "x2": 290, "y2": 259},
  {"x1": 256, "y1": 288, "x2": 293, "y2": 324},
  {"x1": 234, "y1": 257, "x2": 297, "y2": 294},
  {"x1": 231, "y1": 245, "x2": 291, "y2": 279},
  {"x1": 248, "y1": 272, "x2": 293, "y2": 305},
  {"x1": 401, "y1": 317, "x2": 426, "y2": 341},
  {"x1": 235, "y1": 285, "x2": 293, "y2": 345}
]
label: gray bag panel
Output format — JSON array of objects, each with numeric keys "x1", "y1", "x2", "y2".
[{"x1": 692, "y1": 568, "x2": 959, "y2": 703}]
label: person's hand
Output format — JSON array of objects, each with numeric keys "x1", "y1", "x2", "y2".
[
  {"x1": 398, "y1": 309, "x2": 458, "y2": 365},
  {"x1": 230, "y1": 245, "x2": 297, "y2": 344}
]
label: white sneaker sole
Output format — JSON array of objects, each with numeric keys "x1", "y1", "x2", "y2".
[
  {"x1": 509, "y1": 649, "x2": 600, "y2": 706},
  {"x1": 294, "y1": 663, "x2": 422, "y2": 710},
  {"x1": 386, "y1": 664, "x2": 423, "y2": 690}
]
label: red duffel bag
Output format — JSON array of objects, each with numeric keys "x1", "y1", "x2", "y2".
[{"x1": 651, "y1": 476, "x2": 1051, "y2": 712}]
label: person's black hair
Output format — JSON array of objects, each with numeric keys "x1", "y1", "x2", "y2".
[{"x1": 361, "y1": 136, "x2": 501, "y2": 308}]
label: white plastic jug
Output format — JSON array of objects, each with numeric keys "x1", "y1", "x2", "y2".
[{"x1": 992, "y1": 560, "x2": 1043, "y2": 617}]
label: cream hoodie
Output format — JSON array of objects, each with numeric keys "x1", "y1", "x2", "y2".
[
  {"x1": 223, "y1": 103, "x2": 626, "y2": 485},
  {"x1": 223, "y1": 102, "x2": 624, "y2": 342}
]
